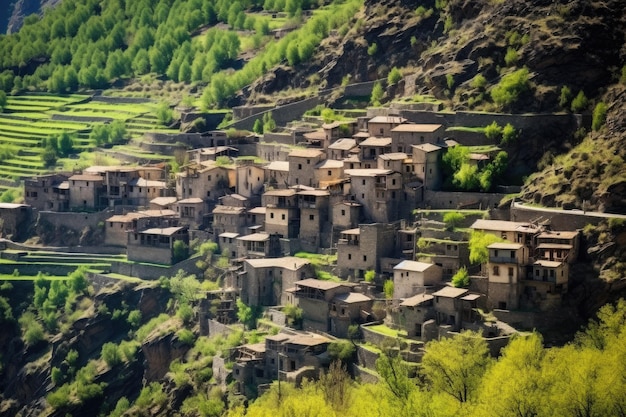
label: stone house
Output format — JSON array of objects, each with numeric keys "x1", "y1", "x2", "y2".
[
  {"x1": 411, "y1": 143, "x2": 443, "y2": 191},
  {"x1": 219, "y1": 232, "x2": 240, "y2": 258},
  {"x1": 524, "y1": 260, "x2": 569, "y2": 310},
  {"x1": 238, "y1": 257, "x2": 313, "y2": 306},
  {"x1": 323, "y1": 120, "x2": 357, "y2": 144},
  {"x1": 175, "y1": 162, "x2": 234, "y2": 205},
  {"x1": 0, "y1": 203, "x2": 31, "y2": 239},
  {"x1": 188, "y1": 146, "x2": 238, "y2": 163},
  {"x1": 314, "y1": 159, "x2": 344, "y2": 188},
  {"x1": 359, "y1": 137, "x2": 392, "y2": 162},
  {"x1": 486, "y1": 242, "x2": 529, "y2": 310},
  {"x1": 390, "y1": 123, "x2": 445, "y2": 153},
  {"x1": 297, "y1": 189, "x2": 330, "y2": 249},
  {"x1": 264, "y1": 161, "x2": 289, "y2": 189},
  {"x1": 366, "y1": 116, "x2": 407, "y2": 137},
  {"x1": 329, "y1": 292, "x2": 373, "y2": 338},
  {"x1": 397, "y1": 293, "x2": 435, "y2": 338},
  {"x1": 85, "y1": 166, "x2": 165, "y2": 207},
  {"x1": 68, "y1": 174, "x2": 105, "y2": 211},
  {"x1": 219, "y1": 193, "x2": 249, "y2": 208},
  {"x1": 236, "y1": 162, "x2": 265, "y2": 199},
  {"x1": 149, "y1": 196, "x2": 177, "y2": 211},
  {"x1": 302, "y1": 129, "x2": 328, "y2": 150},
  {"x1": 287, "y1": 148, "x2": 325, "y2": 187},
  {"x1": 328, "y1": 138, "x2": 357, "y2": 160},
  {"x1": 336, "y1": 223, "x2": 396, "y2": 279},
  {"x1": 127, "y1": 177, "x2": 168, "y2": 207},
  {"x1": 432, "y1": 286, "x2": 470, "y2": 332},
  {"x1": 104, "y1": 209, "x2": 178, "y2": 247},
  {"x1": 470, "y1": 219, "x2": 541, "y2": 246},
  {"x1": 332, "y1": 201, "x2": 362, "y2": 231},
  {"x1": 263, "y1": 189, "x2": 299, "y2": 238},
  {"x1": 377, "y1": 152, "x2": 410, "y2": 175},
  {"x1": 236, "y1": 232, "x2": 275, "y2": 259},
  {"x1": 345, "y1": 168, "x2": 403, "y2": 223},
  {"x1": 212, "y1": 205, "x2": 247, "y2": 237},
  {"x1": 246, "y1": 206, "x2": 266, "y2": 230},
  {"x1": 232, "y1": 331, "x2": 331, "y2": 397},
  {"x1": 127, "y1": 225, "x2": 189, "y2": 265},
  {"x1": 392, "y1": 260, "x2": 442, "y2": 299},
  {"x1": 175, "y1": 197, "x2": 204, "y2": 229},
  {"x1": 24, "y1": 173, "x2": 70, "y2": 211},
  {"x1": 535, "y1": 230, "x2": 580, "y2": 263}
]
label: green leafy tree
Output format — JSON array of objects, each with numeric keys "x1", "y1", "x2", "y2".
[
  {"x1": 388, "y1": 67, "x2": 402, "y2": 85},
  {"x1": 367, "y1": 42, "x2": 378, "y2": 56},
  {"x1": 383, "y1": 279, "x2": 394, "y2": 299},
  {"x1": 469, "y1": 230, "x2": 504, "y2": 264},
  {"x1": 484, "y1": 121, "x2": 502, "y2": 141},
  {"x1": 559, "y1": 85, "x2": 572, "y2": 108},
  {"x1": 253, "y1": 118, "x2": 263, "y2": 134},
  {"x1": 453, "y1": 163, "x2": 479, "y2": 190},
  {"x1": 421, "y1": 330, "x2": 491, "y2": 403},
  {"x1": 501, "y1": 123, "x2": 517, "y2": 144},
  {"x1": 364, "y1": 269, "x2": 376, "y2": 283},
  {"x1": 262, "y1": 112, "x2": 276, "y2": 133},
  {"x1": 370, "y1": 81, "x2": 384, "y2": 106},
  {"x1": 443, "y1": 212, "x2": 465, "y2": 231},
  {"x1": 592, "y1": 102, "x2": 607, "y2": 131},
  {"x1": 101, "y1": 342, "x2": 121, "y2": 367},
  {"x1": 470, "y1": 74, "x2": 487, "y2": 89},
  {"x1": 328, "y1": 341, "x2": 356, "y2": 362},
  {"x1": 376, "y1": 352, "x2": 415, "y2": 402},
  {"x1": 571, "y1": 90, "x2": 588, "y2": 112},
  {"x1": 490, "y1": 68, "x2": 529, "y2": 109},
  {"x1": 451, "y1": 266, "x2": 470, "y2": 288},
  {"x1": 236, "y1": 298, "x2": 254, "y2": 329}
]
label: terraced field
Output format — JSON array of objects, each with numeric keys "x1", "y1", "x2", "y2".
[{"x1": 0, "y1": 93, "x2": 180, "y2": 193}]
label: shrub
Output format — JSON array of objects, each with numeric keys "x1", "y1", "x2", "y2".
[
  {"x1": 176, "y1": 302, "x2": 194, "y2": 325},
  {"x1": 364, "y1": 269, "x2": 376, "y2": 283},
  {"x1": 47, "y1": 384, "x2": 72, "y2": 409},
  {"x1": 571, "y1": 90, "x2": 588, "y2": 112},
  {"x1": 173, "y1": 240, "x2": 189, "y2": 263},
  {"x1": 136, "y1": 382, "x2": 167, "y2": 408},
  {"x1": 177, "y1": 328, "x2": 195, "y2": 345},
  {"x1": 19, "y1": 312, "x2": 45, "y2": 346},
  {"x1": 328, "y1": 341, "x2": 355, "y2": 361},
  {"x1": 470, "y1": 74, "x2": 487, "y2": 89},
  {"x1": 127, "y1": 310, "x2": 142, "y2": 328},
  {"x1": 451, "y1": 266, "x2": 470, "y2": 288},
  {"x1": 370, "y1": 81, "x2": 384, "y2": 106},
  {"x1": 101, "y1": 342, "x2": 121, "y2": 367},
  {"x1": 504, "y1": 47, "x2": 518, "y2": 66},
  {"x1": 110, "y1": 397, "x2": 130, "y2": 417},
  {"x1": 443, "y1": 212, "x2": 465, "y2": 231},
  {"x1": 51, "y1": 366, "x2": 64, "y2": 385},
  {"x1": 592, "y1": 102, "x2": 607, "y2": 131},
  {"x1": 490, "y1": 68, "x2": 529, "y2": 108},
  {"x1": 367, "y1": 42, "x2": 378, "y2": 56},
  {"x1": 156, "y1": 102, "x2": 173, "y2": 125},
  {"x1": 559, "y1": 86, "x2": 572, "y2": 108},
  {"x1": 501, "y1": 123, "x2": 517, "y2": 144},
  {"x1": 484, "y1": 121, "x2": 502, "y2": 141},
  {"x1": 446, "y1": 73, "x2": 455, "y2": 91},
  {"x1": 383, "y1": 280, "x2": 394, "y2": 299},
  {"x1": 387, "y1": 67, "x2": 402, "y2": 85}
]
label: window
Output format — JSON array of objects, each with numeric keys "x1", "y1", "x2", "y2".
[
  {"x1": 298, "y1": 164, "x2": 302, "y2": 170},
  {"x1": 348, "y1": 254, "x2": 352, "y2": 260},
  {"x1": 362, "y1": 179, "x2": 366, "y2": 185},
  {"x1": 208, "y1": 175, "x2": 211, "y2": 181},
  {"x1": 494, "y1": 250, "x2": 499, "y2": 257},
  {"x1": 392, "y1": 178, "x2": 396, "y2": 185},
  {"x1": 510, "y1": 251, "x2": 515, "y2": 259},
  {"x1": 493, "y1": 265, "x2": 500, "y2": 275},
  {"x1": 270, "y1": 213, "x2": 274, "y2": 219},
  {"x1": 309, "y1": 214, "x2": 314, "y2": 220},
  {"x1": 363, "y1": 255, "x2": 367, "y2": 261},
  {"x1": 207, "y1": 191, "x2": 211, "y2": 197},
  {"x1": 341, "y1": 209, "x2": 345, "y2": 216},
  {"x1": 508, "y1": 267, "x2": 514, "y2": 276},
  {"x1": 281, "y1": 214, "x2": 285, "y2": 220},
  {"x1": 307, "y1": 159, "x2": 311, "y2": 164},
  {"x1": 328, "y1": 170, "x2": 332, "y2": 176}
]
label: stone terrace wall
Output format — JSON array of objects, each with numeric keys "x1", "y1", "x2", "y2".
[
  {"x1": 38, "y1": 209, "x2": 112, "y2": 231},
  {"x1": 510, "y1": 203, "x2": 613, "y2": 230},
  {"x1": 421, "y1": 190, "x2": 508, "y2": 210}
]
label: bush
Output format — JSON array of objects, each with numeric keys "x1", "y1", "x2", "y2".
[
  {"x1": 367, "y1": 42, "x2": 378, "y2": 56},
  {"x1": 484, "y1": 121, "x2": 502, "y2": 141},
  {"x1": 328, "y1": 340, "x2": 355, "y2": 361},
  {"x1": 387, "y1": 67, "x2": 402, "y2": 85},
  {"x1": 364, "y1": 269, "x2": 376, "y2": 283},
  {"x1": 501, "y1": 123, "x2": 517, "y2": 144},
  {"x1": 383, "y1": 280, "x2": 394, "y2": 299},
  {"x1": 370, "y1": 81, "x2": 384, "y2": 106},
  {"x1": 19, "y1": 312, "x2": 45, "y2": 346},
  {"x1": 101, "y1": 342, "x2": 121, "y2": 367},
  {"x1": 559, "y1": 86, "x2": 572, "y2": 108},
  {"x1": 127, "y1": 310, "x2": 142, "y2": 328},
  {"x1": 110, "y1": 397, "x2": 130, "y2": 417},
  {"x1": 177, "y1": 328, "x2": 195, "y2": 345},
  {"x1": 451, "y1": 266, "x2": 470, "y2": 288},
  {"x1": 443, "y1": 212, "x2": 465, "y2": 231},
  {"x1": 592, "y1": 102, "x2": 607, "y2": 131},
  {"x1": 177, "y1": 302, "x2": 194, "y2": 325},
  {"x1": 471, "y1": 74, "x2": 487, "y2": 89},
  {"x1": 571, "y1": 90, "x2": 588, "y2": 112},
  {"x1": 490, "y1": 68, "x2": 529, "y2": 108},
  {"x1": 504, "y1": 47, "x2": 518, "y2": 66}
]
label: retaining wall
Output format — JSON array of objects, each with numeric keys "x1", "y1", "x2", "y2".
[
  {"x1": 510, "y1": 204, "x2": 612, "y2": 231},
  {"x1": 38, "y1": 210, "x2": 112, "y2": 231},
  {"x1": 421, "y1": 190, "x2": 509, "y2": 210}
]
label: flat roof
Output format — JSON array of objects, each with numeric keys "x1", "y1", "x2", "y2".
[
  {"x1": 536, "y1": 243, "x2": 573, "y2": 250},
  {"x1": 265, "y1": 161, "x2": 289, "y2": 171},
  {"x1": 400, "y1": 293, "x2": 434, "y2": 307},
  {"x1": 534, "y1": 260, "x2": 563, "y2": 268},
  {"x1": 150, "y1": 197, "x2": 178, "y2": 206},
  {"x1": 333, "y1": 292, "x2": 371, "y2": 304},
  {"x1": 394, "y1": 260, "x2": 436, "y2": 272},
  {"x1": 178, "y1": 198, "x2": 204, "y2": 204},
  {"x1": 285, "y1": 333, "x2": 331, "y2": 347},
  {"x1": 353, "y1": 131, "x2": 371, "y2": 138},
  {"x1": 538, "y1": 231, "x2": 579, "y2": 239},
  {"x1": 245, "y1": 256, "x2": 310, "y2": 270},
  {"x1": 432, "y1": 286, "x2": 469, "y2": 298},
  {"x1": 411, "y1": 143, "x2": 442, "y2": 152},
  {"x1": 263, "y1": 189, "x2": 297, "y2": 197},
  {"x1": 295, "y1": 278, "x2": 345, "y2": 290},
  {"x1": 469, "y1": 153, "x2": 490, "y2": 161},
  {"x1": 219, "y1": 232, "x2": 240, "y2": 238},
  {"x1": 222, "y1": 193, "x2": 248, "y2": 201},
  {"x1": 140, "y1": 226, "x2": 185, "y2": 236},
  {"x1": 288, "y1": 148, "x2": 324, "y2": 158},
  {"x1": 341, "y1": 228, "x2": 360, "y2": 235},
  {"x1": 303, "y1": 129, "x2": 326, "y2": 141},
  {"x1": 247, "y1": 206, "x2": 267, "y2": 214},
  {"x1": 470, "y1": 219, "x2": 539, "y2": 233},
  {"x1": 212, "y1": 205, "x2": 246, "y2": 214},
  {"x1": 391, "y1": 123, "x2": 442, "y2": 133},
  {"x1": 297, "y1": 189, "x2": 330, "y2": 196},
  {"x1": 315, "y1": 159, "x2": 344, "y2": 169},
  {"x1": 379, "y1": 152, "x2": 408, "y2": 160},
  {"x1": 368, "y1": 116, "x2": 407, "y2": 124},
  {"x1": 488, "y1": 242, "x2": 524, "y2": 250},
  {"x1": 328, "y1": 138, "x2": 357, "y2": 150},
  {"x1": 461, "y1": 293, "x2": 482, "y2": 301},
  {"x1": 345, "y1": 168, "x2": 393, "y2": 177},
  {"x1": 237, "y1": 232, "x2": 270, "y2": 242},
  {"x1": 68, "y1": 174, "x2": 103, "y2": 181},
  {"x1": 0, "y1": 202, "x2": 29, "y2": 209},
  {"x1": 359, "y1": 136, "x2": 392, "y2": 147}
]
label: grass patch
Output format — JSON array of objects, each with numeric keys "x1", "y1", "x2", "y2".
[{"x1": 366, "y1": 324, "x2": 408, "y2": 338}]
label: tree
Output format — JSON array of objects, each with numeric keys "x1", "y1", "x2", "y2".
[
  {"x1": 559, "y1": 85, "x2": 572, "y2": 108},
  {"x1": 58, "y1": 132, "x2": 75, "y2": 157},
  {"x1": 376, "y1": 352, "x2": 415, "y2": 402},
  {"x1": 451, "y1": 266, "x2": 470, "y2": 288},
  {"x1": 172, "y1": 240, "x2": 189, "y2": 264},
  {"x1": 328, "y1": 341, "x2": 355, "y2": 362},
  {"x1": 156, "y1": 102, "x2": 173, "y2": 125},
  {"x1": 501, "y1": 123, "x2": 517, "y2": 144},
  {"x1": 0, "y1": 90, "x2": 7, "y2": 112},
  {"x1": 484, "y1": 121, "x2": 502, "y2": 141},
  {"x1": 388, "y1": 67, "x2": 402, "y2": 85},
  {"x1": 101, "y1": 342, "x2": 122, "y2": 367},
  {"x1": 318, "y1": 360, "x2": 353, "y2": 411},
  {"x1": 370, "y1": 81, "x2": 384, "y2": 106},
  {"x1": 262, "y1": 112, "x2": 276, "y2": 133},
  {"x1": 469, "y1": 230, "x2": 504, "y2": 264},
  {"x1": 364, "y1": 269, "x2": 376, "y2": 283},
  {"x1": 453, "y1": 163, "x2": 479, "y2": 190},
  {"x1": 592, "y1": 102, "x2": 607, "y2": 131},
  {"x1": 383, "y1": 279, "x2": 394, "y2": 299},
  {"x1": 253, "y1": 118, "x2": 263, "y2": 134},
  {"x1": 571, "y1": 90, "x2": 588, "y2": 112},
  {"x1": 367, "y1": 42, "x2": 378, "y2": 56},
  {"x1": 236, "y1": 298, "x2": 254, "y2": 329},
  {"x1": 490, "y1": 68, "x2": 529, "y2": 109},
  {"x1": 421, "y1": 330, "x2": 491, "y2": 403},
  {"x1": 443, "y1": 212, "x2": 465, "y2": 231}
]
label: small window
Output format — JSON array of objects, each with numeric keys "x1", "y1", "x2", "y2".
[
  {"x1": 208, "y1": 175, "x2": 212, "y2": 181},
  {"x1": 362, "y1": 179, "x2": 366, "y2": 185},
  {"x1": 281, "y1": 214, "x2": 285, "y2": 220},
  {"x1": 363, "y1": 255, "x2": 367, "y2": 262},
  {"x1": 392, "y1": 179, "x2": 396, "y2": 185},
  {"x1": 270, "y1": 213, "x2": 274, "y2": 219},
  {"x1": 309, "y1": 214, "x2": 314, "y2": 220},
  {"x1": 328, "y1": 170, "x2": 332, "y2": 176},
  {"x1": 341, "y1": 209, "x2": 346, "y2": 216},
  {"x1": 510, "y1": 250, "x2": 515, "y2": 259},
  {"x1": 348, "y1": 254, "x2": 352, "y2": 260},
  {"x1": 508, "y1": 267, "x2": 514, "y2": 276},
  {"x1": 298, "y1": 164, "x2": 302, "y2": 170},
  {"x1": 493, "y1": 265, "x2": 500, "y2": 276}
]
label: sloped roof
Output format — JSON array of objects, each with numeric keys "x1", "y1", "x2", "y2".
[
  {"x1": 391, "y1": 123, "x2": 442, "y2": 133},
  {"x1": 394, "y1": 260, "x2": 436, "y2": 272}
]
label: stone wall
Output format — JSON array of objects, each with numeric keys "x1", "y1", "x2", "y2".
[
  {"x1": 355, "y1": 346, "x2": 380, "y2": 371},
  {"x1": 38, "y1": 209, "x2": 113, "y2": 231},
  {"x1": 421, "y1": 190, "x2": 509, "y2": 210},
  {"x1": 110, "y1": 255, "x2": 202, "y2": 280},
  {"x1": 207, "y1": 319, "x2": 238, "y2": 337},
  {"x1": 510, "y1": 203, "x2": 612, "y2": 231}
]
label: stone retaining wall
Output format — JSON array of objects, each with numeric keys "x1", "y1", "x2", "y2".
[{"x1": 421, "y1": 190, "x2": 509, "y2": 210}]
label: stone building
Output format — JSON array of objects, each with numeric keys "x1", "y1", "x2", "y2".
[
  {"x1": 345, "y1": 168, "x2": 403, "y2": 223},
  {"x1": 359, "y1": 137, "x2": 392, "y2": 162},
  {"x1": 392, "y1": 260, "x2": 442, "y2": 299},
  {"x1": 68, "y1": 173, "x2": 105, "y2": 211},
  {"x1": 263, "y1": 189, "x2": 299, "y2": 238},
  {"x1": 236, "y1": 162, "x2": 265, "y2": 199},
  {"x1": 0, "y1": 203, "x2": 31, "y2": 239},
  {"x1": 314, "y1": 159, "x2": 344, "y2": 188},
  {"x1": 212, "y1": 205, "x2": 247, "y2": 237},
  {"x1": 390, "y1": 123, "x2": 445, "y2": 153},
  {"x1": 366, "y1": 115, "x2": 407, "y2": 137},
  {"x1": 24, "y1": 173, "x2": 70, "y2": 211},
  {"x1": 104, "y1": 209, "x2": 178, "y2": 247},
  {"x1": 328, "y1": 138, "x2": 357, "y2": 160},
  {"x1": 264, "y1": 161, "x2": 289, "y2": 189},
  {"x1": 238, "y1": 257, "x2": 313, "y2": 306},
  {"x1": 336, "y1": 223, "x2": 396, "y2": 279},
  {"x1": 411, "y1": 143, "x2": 443, "y2": 191},
  {"x1": 486, "y1": 242, "x2": 529, "y2": 310},
  {"x1": 287, "y1": 148, "x2": 325, "y2": 187},
  {"x1": 297, "y1": 189, "x2": 330, "y2": 249},
  {"x1": 127, "y1": 225, "x2": 189, "y2": 265}
]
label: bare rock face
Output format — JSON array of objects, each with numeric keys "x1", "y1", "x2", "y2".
[
  {"x1": 142, "y1": 322, "x2": 190, "y2": 382},
  {"x1": 5, "y1": 0, "x2": 61, "y2": 34}
]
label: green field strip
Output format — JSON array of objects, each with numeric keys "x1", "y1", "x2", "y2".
[
  {"x1": 4, "y1": 104, "x2": 55, "y2": 112},
  {"x1": 9, "y1": 94, "x2": 89, "y2": 103},
  {"x1": 0, "y1": 165, "x2": 48, "y2": 175},
  {"x1": 110, "y1": 145, "x2": 174, "y2": 160},
  {"x1": 55, "y1": 109, "x2": 134, "y2": 120},
  {"x1": 0, "y1": 136, "x2": 43, "y2": 147},
  {"x1": 0, "y1": 123, "x2": 78, "y2": 135},
  {"x1": 69, "y1": 102, "x2": 156, "y2": 114},
  {"x1": 4, "y1": 112, "x2": 51, "y2": 119},
  {"x1": 2, "y1": 158, "x2": 46, "y2": 168},
  {"x1": 0, "y1": 129, "x2": 47, "y2": 139}
]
